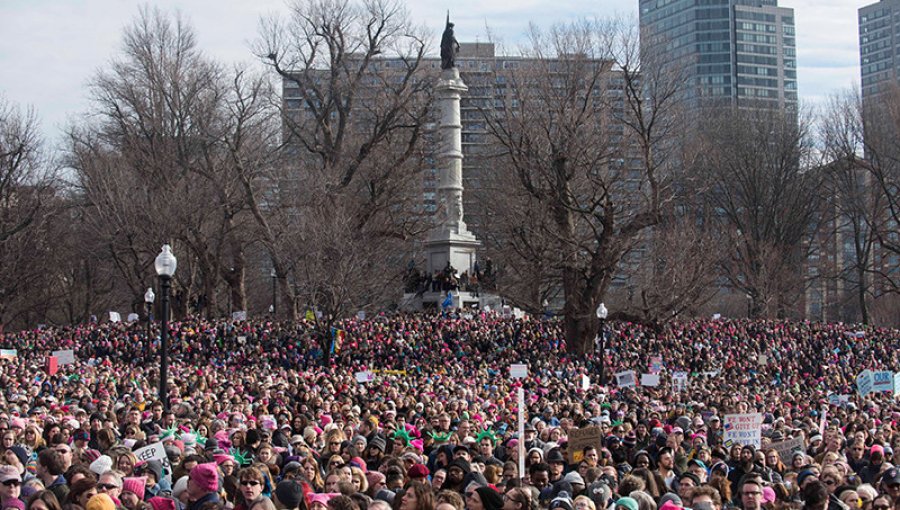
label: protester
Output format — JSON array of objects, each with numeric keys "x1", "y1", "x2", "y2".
[{"x1": 0, "y1": 314, "x2": 898, "y2": 510}]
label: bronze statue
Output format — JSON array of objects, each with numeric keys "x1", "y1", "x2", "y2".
[{"x1": 440, "y1": 13, "x2": 459, "y2": 70}]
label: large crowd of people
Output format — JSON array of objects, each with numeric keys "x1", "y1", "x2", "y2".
[{"x1": 0, "y1": 313, "x2": 898, "y2": 510}]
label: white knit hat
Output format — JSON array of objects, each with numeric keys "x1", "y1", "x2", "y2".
[{"x1": 89, "y1": 455, "x2": 113, "y2": 475}]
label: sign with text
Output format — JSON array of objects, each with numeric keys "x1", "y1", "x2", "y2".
[
  {"x1": 568, "y1": 426, "x2": 602, "y2": 463},
  {"x1": 872, "y1": 371, "x2": 894, "y2": 392},
  {"x1": 857, "y1": 370, "x2": 874, "y2": 396},
  {"x1": 232, "y1": 311, "x2": 247, "y2": 321},
  {"x1": 723, "y1": 413, "x2": 763, "y2": 448},
  {"x1": 52, "y1": 349, "x2": 75, "y2": 366},
  {"x1": 0, "y1": 349, "x2": 16, "y2": 360},
  {"x1": 355, "y1": 371, "x2": 374, "y2": 383},
  {"x1": 510, "y1": 364, "x2": 528, "y2": 379},
  {"x1": 673, "y1": 372, "x2": 688, "y2": 393},
  {"x1": 828, "y1": 394, "x2": 851, "y2": 406},
  {"x1": 895, "y1": 373, "x2": 900, "y2": 398},
  {"x1": 641, "y1": 374, "x2": 661, "y2": 387},
  {"x1": 134, "y1": 442, "x2": 172, "y2": 484},
  {"x1": 771, "y1": 436, "x2": 804, "y2": 460},
  {"x1": 109, "y1": 311, "x2": 121, "y2": 323},
  {"x1": 616, "y1": 370, "x2": 636, "y2": 388},
  {"x1": 650, "y1": 357, "x2": 663, "y2": 374}
]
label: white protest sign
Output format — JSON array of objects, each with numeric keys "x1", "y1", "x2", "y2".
[
  {"x1": 758, "y1": 355, "x2": 768, "y2": 365},
  {"x1": 828, "y1": 394, "x2": 851, "y2": 406},
  {"x1": 510, "y1": 364, "x2": 528, "y2": 379},
  {"x1": 133, "y1": 442, "x2": 172, "y2": 484},
  {"x1": 857, "y1": 370, "x2": 874, "y2": 396},
  {"x1": 673, "y1": 372, "x2": 688, "y2": 393},
  {"x1": 232, "y1": 311, "x2": 247, "y2": 321},
  {"x1": 723, "y1": 413, "x2": 763, "y2": 448},
  {"x1": 355, "y1": 371, "x2": 374, "y2": 383},
  {"x1": 873, "y1": 371, "x2": 894, "y2": 392},
  {"x1": 895, "y1": 373, "x2": 900, "y2": 399},
  {"x1": 357, "y1": 310, "x2": 366, "y2": 320},
  {"x1": 52, "y1": 350, "x2": 75, "y2": 366},
  {"x1": 109, "y1": 311, "x2": 121, "y2": 323},
  {"x1": 641, "y1": 374, "x2": 661, "y2": 387},
  {"x1": 581, "y1": 375, "x2": 590, "y2": 390},
  {"x1": 127, "y1": 313, "x2": 140, "y2": 322},
  {"x1": 616, "y1": 370, "x2": 636, "y2": 388}
]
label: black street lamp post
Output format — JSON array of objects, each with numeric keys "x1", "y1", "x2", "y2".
[
  {"x1": 271, "y1": 268, "x2": 277, "y2": 317},
  {"x1": 597, "y1": 302, "x2": 608, "y2": 386},
  {"x1": 154, "y1": 244, "x2": 177, "y2": 410},
  {"x1": 144, "y1": 287, "x2": 155, "y2": 357}
]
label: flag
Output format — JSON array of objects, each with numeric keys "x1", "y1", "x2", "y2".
[
  {"x1": 330, "y1": 328, "x2": 346, "y2": 354},
  {"x1": 441, "y1": 293, "x2": 454, "y2": 309}
]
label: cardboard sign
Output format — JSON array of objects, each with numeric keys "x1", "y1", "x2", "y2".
[
  {"x1": 52, "y1": 350, "x2": 75, "y2": 366},
  {"x1": 723, "y1": 413, "x2": 763, "y2": 448},
  {"x1": 771, "y1": 437, "x2": 804, "y2": 460},
  {"x1": 0, "y1": 349, "x2": 16, "y2": 360},
  {"x1": 616, "y1": 370, "x2": 636, "y2": 388},
  {"x1": 641, "y1": 374, "x2": 661, "y2": 387},
  {"x1": 873, "y1": 371, "x2": 894, "y2": 392},
  {"x1": 568, "y1": 426, "x2": 603, "y2": 463},
  {"x1": 857, "y1": 370, "x2": 874, "y2": 396},
  {"x1": 510, "y1": 364, "x2": 528, "y2": 379},
  {"x1": 355, "y1": 371, "x2": 374, "y2": 383},
  {"x1": 134, "y1": 442, "x2": 172, "y2": 484}
]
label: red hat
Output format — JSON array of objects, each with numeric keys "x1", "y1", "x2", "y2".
[
  {"x1": 189, "y1": 463, "x2": 219, "y2": 493},
  {"x1": 122, "y1": 477, "x2": 147, "y2": 501},
  {"x1": 407, "y1": 464, "x2": 429, "y2": 479}
]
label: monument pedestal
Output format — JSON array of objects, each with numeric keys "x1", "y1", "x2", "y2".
[{"x1": 400, "y1": 290, "x2": 502, "y2": 311}]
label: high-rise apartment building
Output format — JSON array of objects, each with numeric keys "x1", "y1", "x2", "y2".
[
  {"x1": 859, "y1": 0, "x2": 900, "y2": 101},
  {"x1": 639, "y1": 0, "x2": 797, "y2": 110}
]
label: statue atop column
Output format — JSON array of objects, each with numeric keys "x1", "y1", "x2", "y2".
[{"x1": 440, "y1": 13, "x2": 459, "y2": 70}]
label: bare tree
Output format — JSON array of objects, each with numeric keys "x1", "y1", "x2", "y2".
[
  {"x1": 616, "y1": 215, "x2": 723, "y2": 327},
  {"x1": 69, "y1": 7, "x2": 263, "y2": 318},
  {"x1": 253, "y1": 0, "x2": 433, "y2": 353},
  {"x1": 0, "y1": 99, "x2": 61, "y2": 328},
  {"x1": 819, "y1": 88, "x2": 880, "y2": 323},
  {"x1": 479, "y1": 20, "x2": 687, "y2": 354},
  {"x1": 697, "y1": 107, "x2": 824, "y2": 317}
]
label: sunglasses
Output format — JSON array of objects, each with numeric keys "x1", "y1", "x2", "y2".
[
  {"x1": 240, "y1": 480, "x2": 261, "y2": 487},
  {"x1": 2, "y1": 480, "x2": 21, "y2": 487},
  {"x1": 98, "y1": 483, "x2": 120, "y2": 490}
]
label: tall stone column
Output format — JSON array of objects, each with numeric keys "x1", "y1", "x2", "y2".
[{"x1": 425, "y1": 67, "x2": 480, "y2": 277}]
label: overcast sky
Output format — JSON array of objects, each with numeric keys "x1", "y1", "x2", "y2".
[{"x1": 0, "y1": 0, "x2": 873, "y2": 146}]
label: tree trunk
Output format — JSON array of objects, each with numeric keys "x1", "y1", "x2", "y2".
[{"x1": 564, "y1": 301, "x2": 598, "y2": 355}]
